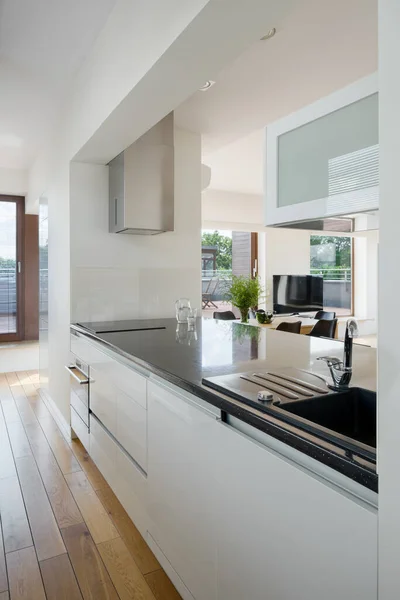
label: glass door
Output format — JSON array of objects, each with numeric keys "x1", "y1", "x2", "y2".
[{"x1": 0, "y1": 196, "x2": 24, "y2": 342}]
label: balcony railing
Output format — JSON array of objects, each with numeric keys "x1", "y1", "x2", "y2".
[
  {"x1": 310, "y1": 267, "x2": 352, "y2": 281},
  {"x1": 0, "y1": 267, "x2": 48, "y2": 315}
]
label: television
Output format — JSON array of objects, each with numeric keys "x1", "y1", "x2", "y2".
[{"x1": 273, "y1": 274, "x2": 323, "y2": 315}]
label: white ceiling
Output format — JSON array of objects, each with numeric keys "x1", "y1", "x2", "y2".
[
  {"x1": 175, "y1": 0, "x2": 378, "y2": 195},
  {"x1": 0, "y1": 0, "x2": 117, "y2": 169}
]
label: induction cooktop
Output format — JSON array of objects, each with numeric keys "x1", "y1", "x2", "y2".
[{"x1": 76, "y1": 319, "x2": 166, "y2": 334}]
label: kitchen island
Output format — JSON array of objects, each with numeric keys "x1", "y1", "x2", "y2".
[{"x1": 70, "y1": 317, "x2": 378, "y2": 600}]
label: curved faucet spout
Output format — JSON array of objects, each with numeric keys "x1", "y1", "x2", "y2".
[{"x1": 317, "y1": 319, "x2": 359, "y2": 390}]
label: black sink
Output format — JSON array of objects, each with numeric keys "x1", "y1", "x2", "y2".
[{"x1": 279, "y1": 387, "x2": 376, "y2": 452}]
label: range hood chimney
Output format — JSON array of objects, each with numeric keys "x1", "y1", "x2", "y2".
[{"x1": 109, "y1": 112, "x2": 174, "y2": 235}]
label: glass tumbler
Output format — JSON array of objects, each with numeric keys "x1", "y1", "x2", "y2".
[
  {"x1": 187, "y1": 308, "x2": 197, "y2": 331},
  {"x1": 175, "y1": 298, "x2": 191, "y2": 323}
]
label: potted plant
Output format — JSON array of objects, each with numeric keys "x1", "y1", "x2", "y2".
[{"x1": 225, "y1": 276, "x2": 265, "y2": 323}]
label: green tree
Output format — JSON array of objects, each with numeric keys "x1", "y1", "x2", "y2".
[
  {"x1": 0, "y1": 257, "x2": 16, "y2": 268},
  {"x1": 310, "y1": 236, "x2": 351, "y2": 269},
  {"x1": 202, "y1": 231, "x2": 232, "y2": 270}
]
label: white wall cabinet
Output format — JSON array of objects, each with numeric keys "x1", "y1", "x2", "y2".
[
  {"x1": 265, "y1": 73, "x2": 379, "y2": 226},
  {"x1": 147, "y1": 381, "x2": 219, "y2": 600},
  {"x1": 216, "y1": 422, "x2": 378, "y2": 600}
]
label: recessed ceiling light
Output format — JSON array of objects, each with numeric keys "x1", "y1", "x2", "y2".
[
  {"x1": 199, "y1": 80, "x2": 215, "y2": 92},
  {"x1": 260, "y1": 27, "x2": 276, "y2": 41}
]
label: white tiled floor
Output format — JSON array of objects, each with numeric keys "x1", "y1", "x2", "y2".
[{"x1": 0, "y1": 340, "x2": 39, "y2": 372}]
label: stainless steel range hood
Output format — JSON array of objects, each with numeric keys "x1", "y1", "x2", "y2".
[{"x1": 109, "y1": 113, "x2": 174, "y2": 235}]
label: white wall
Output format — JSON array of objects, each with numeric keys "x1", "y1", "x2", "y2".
[
  {"x1": 353, "y1": 230, "x2": 378, "y2": 331},
  {"x1": 202, "y1": 189, "x2": 264, "y2": 232},
  {"x1": 264, "y1": 228, "x2": 311, "y2": 308},
  {"x1": 0, "y1": 167, "x2": 28, "y2": 197},
  {"x1": 378, "y1": 1, "x2": 400, "y2": 597},
  {"x1": 71, "y1": 127, "x2": 202, "y2": 322}
]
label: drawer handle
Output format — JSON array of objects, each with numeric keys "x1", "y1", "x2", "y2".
[{"x1": 65, "y1": 366, "x2": 89, "y2": 385}]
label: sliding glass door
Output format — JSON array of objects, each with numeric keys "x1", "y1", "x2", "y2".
[{"x1": 0, "y1": 196, "x2": 24, "y2": 341}]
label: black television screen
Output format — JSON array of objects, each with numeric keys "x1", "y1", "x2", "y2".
[{"x1": 273, "y1": 275, "x2": 323, "y2": 314}]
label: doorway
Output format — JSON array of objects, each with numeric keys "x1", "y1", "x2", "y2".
[
  {"x1": 201, "y1": 229, "x2": 258, "y2": 317},
  {"x1": 0, "y1": 195, "x2": 24, "y2": 342}
]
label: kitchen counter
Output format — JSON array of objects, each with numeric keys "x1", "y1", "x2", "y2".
[{"x1": 72, "y1": 317, "x2": 377, "y2": 492}]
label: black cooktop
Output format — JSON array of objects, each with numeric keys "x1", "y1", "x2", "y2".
[{"x1": 76, "y1": 319, "x2": 167, "y2": 334}]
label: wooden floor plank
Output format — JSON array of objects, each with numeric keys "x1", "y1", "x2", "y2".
[
  {"x1": 15, "y1": 455, "x2": 66, "y2": 561},
  {"x1": 0, "y1": 375, "x2": 13, "y2": 402},
  {"x1": 70, "y1": 439, "x2": 110, "y2": 491},
  {"x1": 0, "y1": 399, "x2": 20, "y2": 424},
  {"x1": 40, "y1": 554, "x2": 83, "y2": 600},
  {"x1": 26, "y1": 395, "x2": 52, "y2": 421},
  {"x1": 25, "y1": 371, "x2": 40, "y2": 390},
  {"x1": 0, "y1": 413, "x2": 16, "y2": 480},
  {"x1": 61, "y1": 523, "x2": 119, "y2": 600},
  {"x1": 23, "y1": 422, "x2": 83, "y2": 529},
  {"x1": 98, "y1": 537, "x2": 157, "y2": 600},
  {"x1": 16, "y1": 372, "x2": 38, "y2": 399},
  {"x1": 145, "y1": 570, "x2": 182, "y2": 600},
  {"x1": 97, "y1": 487, "x2": 160, "y2": 575},
  {"x1": 0, "y1": 527, "x2": 8, "y2": 593},
  {"x1": 6, "y1": 546, "x2": 46, "y2": 600},
  {"x1": 5, "y1": 421, "x2": 32, "y2": 459},
  {"x1": 0, "y1": 477, "x2": 32, "y2": 553},
  {"x1": 5, "y1": 374, "x2": 37, "y2": 427},
  {"x1": 38, "y1": 417, "x2": 81, "y2": 475},
  {"x1": 65, "y1": 472, "x2": 118, "y2": 544}
]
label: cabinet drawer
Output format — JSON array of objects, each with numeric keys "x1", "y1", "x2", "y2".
[
  {"x1": 116, "y1": 389, "x2": 147, "y2": 471},
  {"x1": 90, "y1": 416, "x2": 118, "y2": 490},
  {"x1": 70, "y1": 331, "x2": 96, "y2": 364},
  {"x1": 70, "y1": 392, "x2": 88, "y2": 427},
  {"x1": 89, "y1": 414, "x2": 148, "y2": 537},
  {"x1": 71, "y1": 331, "x2": 147, "y2": 409},
  {"x1": 115, "y1": 443, "x2": 148, "y2": 537},
  {"x1": 90, "y1": 366, "x2": 117, "y2": 436},
  {"x1": 71, "y1": 407, "x2": 89, "y2": 452},
  {"x1": 109, "y1": 362, "x2": 147, "y2": 409}
]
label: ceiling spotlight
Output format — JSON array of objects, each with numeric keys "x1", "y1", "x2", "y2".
[
  {"x1": 199, "y1": 80, "x2": 216, "y2": 92},
  {"x1": 260, "y1": 27, "x2": 276, "y2": 41}
]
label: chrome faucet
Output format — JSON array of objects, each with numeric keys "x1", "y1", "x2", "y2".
[{"x1": 317, "y1": 319, "x2": 359, "y2": 391}]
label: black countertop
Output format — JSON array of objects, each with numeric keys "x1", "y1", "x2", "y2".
[{"x1": 71, "y1": 317, "x2": 378, "y2": 493}]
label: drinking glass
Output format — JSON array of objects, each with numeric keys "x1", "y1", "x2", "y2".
[
  {"x1": 175, "y1": 298, "x2": 191, "y2": 323},
  {"x1": 187, "y1": 308, "x2": 197, "y2": 331}
]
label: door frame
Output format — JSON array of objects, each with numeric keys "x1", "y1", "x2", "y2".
[{"x1": 0, "y1": 195, "x2": 25, "y2": 342}]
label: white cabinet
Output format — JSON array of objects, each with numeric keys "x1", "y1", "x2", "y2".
[
  {"x1": 116, "y1": 388, "x2": 147, "y2": 471},
  {"x1": 265, "y1": 73, "x2": 379, "y2": 226},
  {"x1": 89, "y1": 413, "x2": 148, "y2": 537},
  {"x1": 90, "y1": 364, "x2": 117, "y2": 436},
  {"x1": 216, "y1": 422, "x2": 378, "y2": 600},
  {"x1": 147, "y1": 381, "x2": 219, "y2": 600}
]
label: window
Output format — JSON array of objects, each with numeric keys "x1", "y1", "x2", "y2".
[{"x1": 310, "y1": 235, "x2": 352, "y2": 316}]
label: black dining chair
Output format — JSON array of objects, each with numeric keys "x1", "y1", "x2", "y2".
[
  {"x1": 276, "y1": 321, "x2": 302, "y2": 334},
  {"x1": 308, "y1": 318, "x2": 338, "y2": 339},
  {"x1": 314, "y1": 310, "x2": 336, "y2": 321},
  {"x1": 213, "y1": 311, "x2": 237, "y2": 321}
]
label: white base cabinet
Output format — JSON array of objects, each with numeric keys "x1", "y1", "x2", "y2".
[
  {"x1": 216, "y1": 422, "x2": 378, "y2": 600},
  {"x1": 147, "y1": 381, "x2": 219, "y2": 600},
  {"x1": 70, "y1": 331, "x2": 378, "y2": 600}
]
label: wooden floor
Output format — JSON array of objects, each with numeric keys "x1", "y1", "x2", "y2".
[{"x1": 0, "y1": 371, "x2": 182, "y2": 600}]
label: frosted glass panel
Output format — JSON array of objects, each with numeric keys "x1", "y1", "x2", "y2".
[{"x1": 277, "y1": 93, "x2": 379, "y2": 208}]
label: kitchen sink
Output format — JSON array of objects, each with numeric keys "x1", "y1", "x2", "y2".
[
  {"x1": 279, "y1": 387, "x2": 376, "y2": 451},
  {"x1": 203, "y1": 369, "x2": 376, "y2": 460}
]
